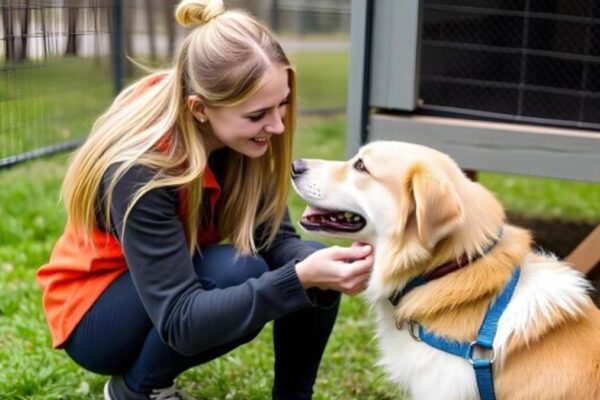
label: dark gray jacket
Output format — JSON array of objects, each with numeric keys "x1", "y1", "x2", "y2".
[{"x1": 99, "y1": 149, "x2": 337, "y2": 356}]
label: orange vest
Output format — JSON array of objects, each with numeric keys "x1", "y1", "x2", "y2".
[
  {"x1": 36, "y1": 73, "x2": 222, "y2": 348},
  {"x1": 36, "y1": 168, "x2": 221, "y2": 348}
]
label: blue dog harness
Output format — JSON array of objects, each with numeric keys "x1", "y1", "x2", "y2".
[{"x1": 389, "y1": 229, "x2": 520, "y2": 400}]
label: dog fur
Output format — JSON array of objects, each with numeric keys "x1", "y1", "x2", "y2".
[{"x1": 292, "y1": 141, "x2": 600, "y2": 400}]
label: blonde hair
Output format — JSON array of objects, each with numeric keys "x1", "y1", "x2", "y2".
[{"x1": 62, "y1": 0, "x2": 296, "y2": 254}]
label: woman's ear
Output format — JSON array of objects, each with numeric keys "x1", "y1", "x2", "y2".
[{"x1": 187, "y1": 95, "x2": 207, "y2": 123}]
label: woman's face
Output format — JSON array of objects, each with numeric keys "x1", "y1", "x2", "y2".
[{"x1": 198, "y1": 65, "x2": 290, "y2": 158}]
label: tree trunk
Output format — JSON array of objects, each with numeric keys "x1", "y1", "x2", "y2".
[
  {"x1": 144, "y1": 0, "x2": 156, "y2": 61},
  {"x1": 121, "y1": 0, "x2": 133, "y2": 78},
  {"x1": 40, "y1": 4, "x2": 48, "y2": 59},
  {"x1": 164, "y1": 0, "x2": 177, "y2": 58},
  {"x1": 2, "y1": 2, "x2": 16, "y2": 62},
  {"x1": 18, "y1": 0, "x2": 30, "y2": 61},
  {"x1": 65, "y1": 0, "x2": 78, "y2": 55},
  {"x1": 92, "y1": 0, "x2": 100, "y2": 64}
]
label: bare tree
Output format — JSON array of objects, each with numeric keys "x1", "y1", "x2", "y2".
[
  {"x1": 40, "y1": 3, "x2": 48, "y2": 59},
  {"x1": 121, "y1": 0, "x2": 133, "y2": 77},
  {"x1": 65, "y1": 0, "x2": 79, "y2": 55},
  {"x1": 164, "y1": 0, "x2": 178, "y2": 57},
  {"x1": 18, "y1": 0, "x2": 30, "y2": 61},
  {"x1": 144, "y1": 0, "x2": 156, "y2": 61},
  {"x1": 1, "y1": 0, "x2": 31, "y2": 62},
  {"x1": 2, "y1": 1, "x2": 16, "y2": 62},
  {"x1": 92, "y1": 0, "x2": 101, "y2": 64}
]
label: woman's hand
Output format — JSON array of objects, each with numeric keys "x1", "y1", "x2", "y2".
[{"x1": 295, "y1": 242, "x2": 374, "y2": 296}]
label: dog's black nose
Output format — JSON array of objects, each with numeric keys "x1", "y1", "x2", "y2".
[{"x1": 291, "y1": 160, "x2": 308, "y2": 179}]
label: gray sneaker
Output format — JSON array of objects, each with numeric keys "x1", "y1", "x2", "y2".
[{"x1": 103, "y1": 376, "x2": 196, "y2": 400}]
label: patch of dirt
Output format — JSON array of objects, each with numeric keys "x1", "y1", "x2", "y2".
[
  {"x1": 507, "y1": 213, "x2": 596, "y2": 259},
  {"x1": 507, "y1": 213, "x2": 600, "y2": 303}
]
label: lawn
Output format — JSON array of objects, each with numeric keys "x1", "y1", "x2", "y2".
[
  {"x1": 0, "y1": 57, "x2": 113, "y2": 160},
  {"x1": 1, "y1": 49, "x2": 599, "y2": 399},
  {"x1": 0, "y1": 51, "x2": 348, "y2": 162},
  {"x1": 291, "y1": 52, "x2": 348, "y2": 109}
]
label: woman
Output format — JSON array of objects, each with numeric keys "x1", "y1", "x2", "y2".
[{"x1": 36, "y1": 0, "x2": 373, "y2": 399}]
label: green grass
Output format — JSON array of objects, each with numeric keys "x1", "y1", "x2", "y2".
[
  {"x1": 0, "y1": 57, "x2": 113, "y2": 159},
  {"x1": 479, "y1": 172, "x2": 600, "y2": 222},
  {"x1": 291, "y1": 52, "x2": 349, "y2": 109},
  {"x1": 0, "y1": 52, "x2": 348, "y2": 160}
]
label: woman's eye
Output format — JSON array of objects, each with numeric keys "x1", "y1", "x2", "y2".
[
  {"x1": 247, "y1": 98, "x2": 288, "y2": 122},
  {"x1": 248, "y1": 113, "x2": 265, "y2": 122},
  {"x1": 353, "y1": 158, "x2": 368, "y2": 173}
]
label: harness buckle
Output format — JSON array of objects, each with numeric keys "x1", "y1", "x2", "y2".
[{"x1": 467, "y1": 341, "x2": 496, "y2": 365}]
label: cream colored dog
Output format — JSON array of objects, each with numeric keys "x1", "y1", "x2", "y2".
[{"x1": 291, "y1": 141, "x2": 600, "y2": 400}]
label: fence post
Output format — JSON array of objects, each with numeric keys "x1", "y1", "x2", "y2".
[
  {"x1": 111, "y1": 0, "x2": 123, "y2": 96},
  {"x1": 270, "y1": 0, "x2": 280, "y2": 32}
]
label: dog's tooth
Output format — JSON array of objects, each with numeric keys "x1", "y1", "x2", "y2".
[
  {"x1": 344, "y1": 212, "x2": 353, "y2": 220},
  {"x1": 330, "y1": 216, "x2": 337, "y2": 221},
  {"x1": 353, "y1": 216, "x2": 361, "y2": 221}
]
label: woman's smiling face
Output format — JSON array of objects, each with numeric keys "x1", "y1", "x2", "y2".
[{"x1": 199, "y1": 65, "x2": 290, "y2": 158}]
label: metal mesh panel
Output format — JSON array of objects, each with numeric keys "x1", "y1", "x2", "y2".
[
  {"x1": 419, "y1": 0, "x2": 600, "y2": 131},
  {"x1": 0, "y1": 0, "x2": 114, "y2": 167},
  {"x1": 1, "y1": 0, "x2": 350, "y2": 168}
]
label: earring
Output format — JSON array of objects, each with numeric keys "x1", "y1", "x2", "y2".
[{"x1": 199, "y1": 118, "x2": 206, "y2": 123}]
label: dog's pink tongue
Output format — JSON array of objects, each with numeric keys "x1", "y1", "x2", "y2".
[{"x1": 301, "y1": 206, "x2": 326, "y2": 218}]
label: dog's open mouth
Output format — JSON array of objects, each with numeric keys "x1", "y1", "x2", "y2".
[{"x1": 299, "y1": 207, "x2": 366, "y2": 233}]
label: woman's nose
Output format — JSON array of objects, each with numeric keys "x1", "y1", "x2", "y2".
[{"x1": 265, "y1": 110, "x2": 285, "y2": 134}]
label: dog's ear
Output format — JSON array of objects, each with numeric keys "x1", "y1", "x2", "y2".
[{"x1": 408, "y1": 163, "x2": 464, "y2": 250}]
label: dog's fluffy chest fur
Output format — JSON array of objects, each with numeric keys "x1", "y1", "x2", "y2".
[
  {"x1": 372, "y1": 254, "x2": 593, "y2": 400},
  {"x1": 375, "y1": 303, "x2": 479, "y2": 400}
]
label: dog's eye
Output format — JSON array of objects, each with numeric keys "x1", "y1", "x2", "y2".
[{"x1": 353, "y1": 158, "x2": 369, "y2": 173}]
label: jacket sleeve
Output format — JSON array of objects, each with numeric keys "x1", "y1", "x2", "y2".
[
  {"x1": 256, "y1": 209, "x2": 340, "y2": 309},
  {"x1": 102, "y1": 164, "x2": 315, "y2": 356}
]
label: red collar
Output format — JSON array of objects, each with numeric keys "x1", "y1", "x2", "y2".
[
  {"x1": 389, "y1": 228, "x2": 504, "y2": 306},
  {"x1": 425, "y1": 252, "x2": 476, "y2": 280}
]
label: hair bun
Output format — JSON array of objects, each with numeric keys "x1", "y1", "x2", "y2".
[{"x1": 175, "y1": 0, "x2": 226, "y2": 28}]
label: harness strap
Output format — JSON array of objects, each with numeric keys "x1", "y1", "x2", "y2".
[
  {"x1": 389, "y1": 276, "x2": 427, "y2": 306},
  {"x1": 473, "y1": 359, "x2": 496, "y2": 400},
  {"x1": 416, "y1": 267, "x2": 521, "y2": 400}
]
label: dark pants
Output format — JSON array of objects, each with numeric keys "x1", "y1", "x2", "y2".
[{"x1": 63, "y1": 243, "x2": 339, "y2": 399}]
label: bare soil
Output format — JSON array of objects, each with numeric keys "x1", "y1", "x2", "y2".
[{"x1": 507, "y1": 213, "x2": 600, "y2": 303}]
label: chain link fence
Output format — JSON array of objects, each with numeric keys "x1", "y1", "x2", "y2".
[
  {"x1": 0, "y1": 0, "x2": 350, "y2": 169},
  {"x1": 419, "y1": 0, "x2": 600, "y2": 132}
]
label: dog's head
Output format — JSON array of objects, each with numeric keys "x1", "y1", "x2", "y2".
[{"x1": 292, "y1": 141, "x2": 506, "y2": 296}]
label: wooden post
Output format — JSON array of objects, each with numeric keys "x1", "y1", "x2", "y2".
[{"x1": 567, "y1": 224, "x2": 600, "y2": 274}]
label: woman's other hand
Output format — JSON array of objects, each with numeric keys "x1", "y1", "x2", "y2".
[{"x1": 295, "y1": 242, "x2": 374, "y2": 296}]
